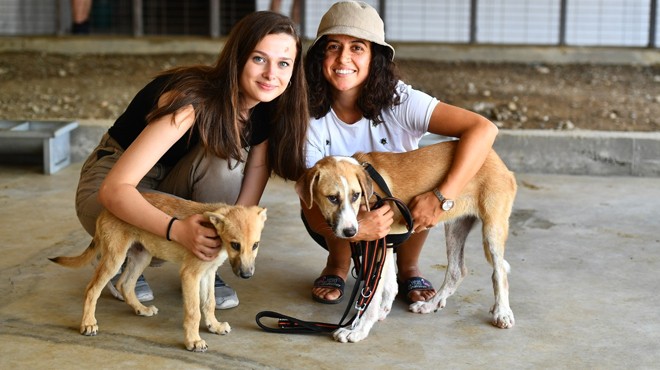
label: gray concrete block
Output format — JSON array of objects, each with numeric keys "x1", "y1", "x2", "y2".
[
  {"x1": 495, "y1": 130, "x2": 660, "y2": 177},
  {"x1": 423, "y1": 130, "x2": 660, "y2": 177}
]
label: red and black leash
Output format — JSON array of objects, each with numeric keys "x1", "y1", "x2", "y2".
[{"x1": 255, "y1": 164, "x2": 414, "y2": 335}]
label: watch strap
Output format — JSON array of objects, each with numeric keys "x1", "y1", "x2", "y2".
[{"x1": 432, "y1": 188, "x2": 446, "y2": 203}]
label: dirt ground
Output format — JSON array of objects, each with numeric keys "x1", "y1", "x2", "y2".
[{"x1": 0, "y1": 51, "x2": 658, "y2": 131}]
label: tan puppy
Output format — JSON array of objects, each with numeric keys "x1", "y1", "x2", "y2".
[
  {"x1": 50, "y1": 192, "x2": 267, "y2": 352},
  {"x1": 296, "y1": 140, "x2": 517, "y2": 343}
]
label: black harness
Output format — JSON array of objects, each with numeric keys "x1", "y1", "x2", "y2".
[{"x1": 255, "y1": 163, "x2": 414, "y2": 335}]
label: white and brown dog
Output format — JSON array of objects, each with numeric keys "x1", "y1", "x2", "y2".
[
  {"x1": 296, "y1": 140, "x2": 517, "y2": 343},
  {"x1": 51, "y1": 192, "x2": 267, "y2": 352}
]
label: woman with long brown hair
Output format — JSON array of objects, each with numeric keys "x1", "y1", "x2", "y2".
[{"x1": 75, "y1": 11, "x2": 308, "y2": 309}]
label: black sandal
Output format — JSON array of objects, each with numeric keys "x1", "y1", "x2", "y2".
[
  {"x1": 400, "y1": 277, "x2": 435, "y2": 303},
  {"x1": 312, "y1": 275, "x2": 345, "y2": 304}
]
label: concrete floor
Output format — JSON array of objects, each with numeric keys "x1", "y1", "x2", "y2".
[{"x1": 1, "y1": 161, "x2": 660, "y2": 369}]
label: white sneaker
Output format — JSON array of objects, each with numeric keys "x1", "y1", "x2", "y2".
[
  {"x1": 214, "y1": 274, "x2": 239, "y2": 309},
  {"x1": 107, "y1": 272, "x2": 154, "y2": 302}
]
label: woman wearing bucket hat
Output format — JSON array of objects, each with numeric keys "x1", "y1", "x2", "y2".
[{"x1": 302, "y1": 1, "x2": 499, "y2": 305}]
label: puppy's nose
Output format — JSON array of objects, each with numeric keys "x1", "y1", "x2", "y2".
[
  {"x1": 240, "y1": 270, "x2": 253, "y2": 279},
  {"x1": 342, "y1": 227, "x2": 357, "y2": 238}
]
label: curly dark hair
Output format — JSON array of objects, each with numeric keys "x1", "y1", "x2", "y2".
[{"x1": 304, "y1": 35, "x2": 401, "y2": 125}]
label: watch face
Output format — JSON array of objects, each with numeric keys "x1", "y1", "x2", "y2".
[{"x1": 442, "y1": 200, "x2": 454, "y2": 211}]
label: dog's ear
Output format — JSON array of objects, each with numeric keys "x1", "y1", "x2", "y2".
[
  {"x1": 204, "y1": 210, "x2": 227, "y2": 227},
  {"x1": 258, "y1": 207, "x2": 268, "y2": 222},
  {"x1": 295, "y1": 168, "x2": 320, "y2": 209},
  {"x1": 357, "y1": 165, "x2": 374, "y2": 211}
]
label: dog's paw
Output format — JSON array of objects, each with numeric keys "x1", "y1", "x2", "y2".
[
  {"x1": 208, "y1": 321, "x2": 231, "y2": 335},
  {"x1": 333, "y1": 327, "x2": 369, "y2": 343},
  {"x1": 80, "y1": 323, "x2": 98, "y2": 336},
  {"x1": 490, "y1": 305, "x2": 515, "y2": 329},
  {"x1": 409, "y1": 298, "x2": 445, "y2": 314},
  {"x1": 186, "y1": 339, "x2": 208, "y2": 353},
  {"x1": 378, "y1": 305, "x2": 391, "y2": 321},
  {"x1": 135, "y1": 305, "x2": 159, "y2": 317}
]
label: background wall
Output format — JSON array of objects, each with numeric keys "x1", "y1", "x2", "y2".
[{"x1": 0, "y1": 0, "x2": 658, "y2": 48}]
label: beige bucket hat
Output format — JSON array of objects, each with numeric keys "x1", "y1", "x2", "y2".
[{"x1": 313, "y1": 1, "x2": 395, "y2": 59}]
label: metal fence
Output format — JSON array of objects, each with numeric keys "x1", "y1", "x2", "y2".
[{"x1": 0, "y1": 0, "x2": 657, "y2": 48}]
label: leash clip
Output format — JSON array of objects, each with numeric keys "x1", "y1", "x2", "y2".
[{"x1": 351, "y1": 316, "x2": 361, "y2": 329}]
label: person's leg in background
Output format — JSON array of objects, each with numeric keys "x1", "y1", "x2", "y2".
[
  {"x1": 71, "y1": 0, "x2": 92, "y2": 34},
  {"x1": 270, "y1": 0, "x2": 301, "y2": 30}
]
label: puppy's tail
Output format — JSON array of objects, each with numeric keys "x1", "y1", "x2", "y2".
[{"x1": 49, "y1": 239, "x2": 98, "y2": 268}]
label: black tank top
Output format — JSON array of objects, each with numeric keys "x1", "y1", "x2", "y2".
[{"x1": 108, "y1": 74, "x2": 271, "y2": 166}]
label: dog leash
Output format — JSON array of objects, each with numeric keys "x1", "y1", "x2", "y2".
[
  {"x1": 256, "y1": 196, "x2": 411, "y2": 334},
  {"x1": 255, "y1": 165, "x2": 414, "y2": 335}
]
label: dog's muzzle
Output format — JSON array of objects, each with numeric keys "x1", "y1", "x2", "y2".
[{"x1": 338, "y1": 225, "x2": 357, "y2": 238}]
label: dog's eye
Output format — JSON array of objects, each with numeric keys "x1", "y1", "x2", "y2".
[
  {"x1": 327, "y1": 195, "x2": 339, "y2": 204},
  {"x1": 351, "y1": 192, "x2": 360, "y2": 203},
  {"x1": 231, "y1": 242, "x2": 240, "y2": 251},
  {"x1": 252, "y1": 242, "x2": 259, "y2": 251}
]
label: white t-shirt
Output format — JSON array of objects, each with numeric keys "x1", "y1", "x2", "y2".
[{"x1": 305, "y1": 81, "x2": 439, "y2": 168}]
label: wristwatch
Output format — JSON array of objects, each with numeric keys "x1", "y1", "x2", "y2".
[{"x1": 433, "y1": 188, "x2": 455, "y2": 211}]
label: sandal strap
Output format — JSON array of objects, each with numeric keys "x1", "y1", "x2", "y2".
[
  {"x1": 313, "y1": 275, "x2": 345, "y2": 290},
  {"x1": 404, "y1": 277, "x2": 433, "y2": 291}
]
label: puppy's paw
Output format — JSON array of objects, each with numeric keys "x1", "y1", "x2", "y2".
[
  {"x1": 186, "y1": 339, "x2": 208, "y2": 352},
  {"x1": 333, "y1": 327, "x2": 369, "y2": 343},
  {"x1": 135, "y1": 305, "x2": 159, "y2": 317},
  {"x1": 208, "y1": 321, "x2": 231, "y2": 335},
  {"x1": 490, "y1": 305, "x2": 515, "y2": 329},
  {"x1": 80, "y1": 323, "x2": 98, "y2": 336}
]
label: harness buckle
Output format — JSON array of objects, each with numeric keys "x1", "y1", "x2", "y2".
[{"x1": 360, "y1": 286, "x2": 372, "y2": 299}]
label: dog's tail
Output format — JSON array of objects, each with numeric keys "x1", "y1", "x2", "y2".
[{"x1": 49, "y1": 239, "x2": 98, "y2": 268}]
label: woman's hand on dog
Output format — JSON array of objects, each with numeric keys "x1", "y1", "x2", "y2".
[
  {"x1": 353, "y1": 204, "x2": 394, "y2": 241},
  {"x1": 169, "y1": 214, "x2": 222, "y2": 261},
  {"x1": 408, "y1": 191, "x2": 443, "y2": 233}
]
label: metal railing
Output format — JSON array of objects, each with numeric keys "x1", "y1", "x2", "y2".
[{"x1": 0, "y1": 0, "x2": 657, "y2": 48}]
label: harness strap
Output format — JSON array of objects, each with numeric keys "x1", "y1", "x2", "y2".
[{"x1": 363, "y1": 163, "x2": 414, "y2": 246}]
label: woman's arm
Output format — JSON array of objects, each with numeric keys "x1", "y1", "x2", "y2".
[
  {"x1": 235, "y1": 140, "x2": 270, "y2": 206},
  {"x1": 408, "y1": 102, "x2": 498, "y2": 231},
  {"x1": 98, "y1": 104, "x2": 222, "y2": 261}
]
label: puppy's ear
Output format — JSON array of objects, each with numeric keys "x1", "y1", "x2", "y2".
[
  {"x1": 204, "y1": 210, "x2": 227, "y2": 227},
  {"x1": 258, "y1": 207, "x2": 268, "y2": 222},
  {"x1": 295, "y1": 169, "x2": 319, "y2": 209},
  {"x1": 357, "y1": 166, "x2": 374, "y2": 211}
]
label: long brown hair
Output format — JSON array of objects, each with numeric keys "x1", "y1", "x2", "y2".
[
  {"x1": 305, "y1": 36, "x2": 399, "y2": 125},
  {"x1": 147, "y1": 11, "x2": 308, "y2": 181}
]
